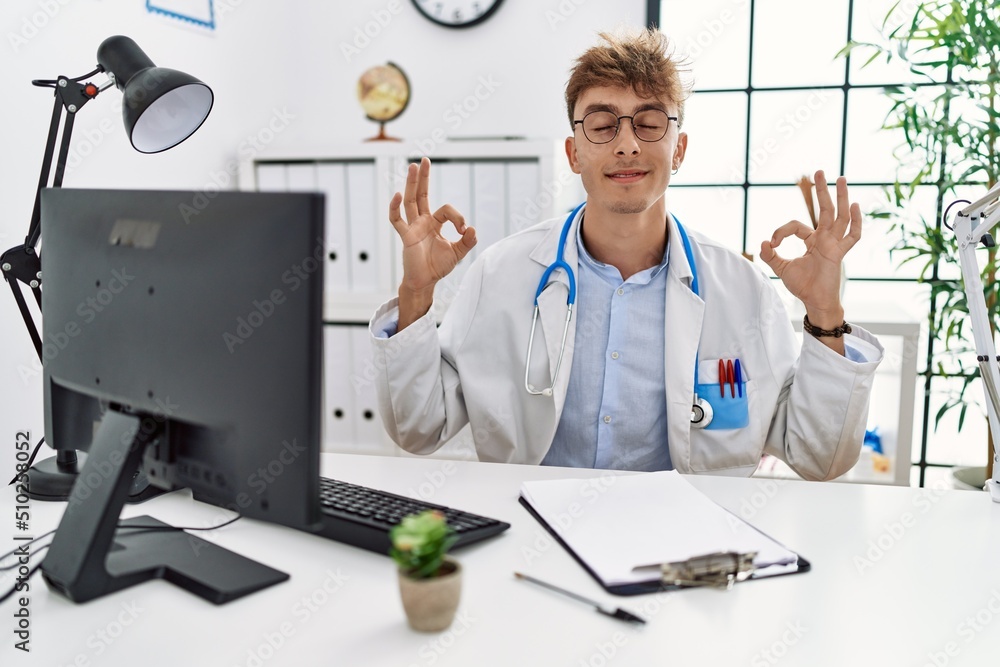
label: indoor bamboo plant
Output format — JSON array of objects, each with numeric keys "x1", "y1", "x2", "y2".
[
  {"x1": 390, "y1": 510, "x2": 461, "y2": 632},
  {"x1": 839, "y1": 0, "x2": 1000, "y2": 487}
]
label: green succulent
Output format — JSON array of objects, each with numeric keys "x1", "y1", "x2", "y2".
[{"x1": 389, "y1": 510, "x2": 457, "y2": 579}]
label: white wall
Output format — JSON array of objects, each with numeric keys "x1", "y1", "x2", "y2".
[{"x1": 0, "y1": 0, "x2": 645, "y2": 483}]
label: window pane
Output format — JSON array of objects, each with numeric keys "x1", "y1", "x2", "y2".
[
  {"x1": 924, "y1": 376, "x2": 990, "y2": 467},
  {"x1": 845, "y1": 88, "x2": 930, "y2": 185},
  {"x1": 676, "y1": 92, "x2": 747, "y2": 185},
  {"x1": 659, "y1": 0, "x2": 750, "y2": 90},
  {"x1": 666, "y1": 186, "x2": 745, "y2": 255},
  {"x1": 747, "y1": 90, "x2": 844, "y2": 184},
  {"x1": 752, "y1": 0, "x2": 848, "y2": 87},
  {"x1": 843, "y1": 185, "x2": 939, "y2": 280},
  {"x1": 849, "y1": 0, "x2": 949, "y2": 85},
  {"x1": 745, "y1": 185, "x2": 808, "y2": 282}
]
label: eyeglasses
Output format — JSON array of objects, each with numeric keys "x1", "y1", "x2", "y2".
[{"x1": 573, "y1": 109, "x2": 677, "y2": 144}]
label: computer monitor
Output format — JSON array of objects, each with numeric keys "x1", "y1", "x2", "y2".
[{"x1": 38, "y1": 187, "x2": 325, "y2": 603}]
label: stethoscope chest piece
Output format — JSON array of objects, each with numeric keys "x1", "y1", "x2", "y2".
[{"x1": 691, "y1": 395, "x2": 713, "y2": 429}]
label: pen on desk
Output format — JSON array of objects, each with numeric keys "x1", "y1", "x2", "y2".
[{"x1": 513, "y1": 572, "x2": 646, "y2": 624}]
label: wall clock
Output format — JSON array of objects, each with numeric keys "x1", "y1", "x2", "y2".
[{"x1": 410, "y1": 0, "x2": 505, "y2": 29}]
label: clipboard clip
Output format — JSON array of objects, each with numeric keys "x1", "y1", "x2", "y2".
[{"x1": 660, "y1": 551, "x2": 757, "y2": 590}]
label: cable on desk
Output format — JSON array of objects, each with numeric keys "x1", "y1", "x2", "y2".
[{"x1": 0, "y1": 514, "x2": 243, "y2": 605}]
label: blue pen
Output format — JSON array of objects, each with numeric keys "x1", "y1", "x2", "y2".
[{"x1": 734, "y1": 359, "x2": 743, "y2": 398}]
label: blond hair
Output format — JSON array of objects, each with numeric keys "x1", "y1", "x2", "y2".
[{"x1": 565, "y1": 28, "x2": 691, "y2": 128}]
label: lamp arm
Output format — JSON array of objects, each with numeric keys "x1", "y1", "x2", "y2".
[
  {"x1": 1, "y1": 72, "x2": 102, "y2": 361},
  {"x1": 953, "y1": 191, "x2": 1000, "y2": 502}
]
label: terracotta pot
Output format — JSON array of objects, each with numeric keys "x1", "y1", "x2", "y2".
[{"x1": 397, "y1": 556, "x2": 462, "y2": 632}]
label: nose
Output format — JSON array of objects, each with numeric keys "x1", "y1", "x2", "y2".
[{"x1": 612, "y1": 117, "x2": 641, "y2": 156}]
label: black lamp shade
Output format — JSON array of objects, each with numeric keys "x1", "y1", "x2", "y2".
[{"x1": 97, "y1": 36, "x2": 213, "y2": 154}]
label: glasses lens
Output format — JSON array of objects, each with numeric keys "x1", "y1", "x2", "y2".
[
  {"x1": 632, "y1": 110, "x2": 670, "y2": 142},
  {"x1": 582, "y1": 111, "x2": 619, "y2": 144}
]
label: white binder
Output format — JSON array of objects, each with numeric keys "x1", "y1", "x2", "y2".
[
  {"x1": 507, "y1": 161, "x2": 542, "y2": 233},
  {"x1": 432, "y1": 161, "x2": 473, "y2": 310},
  {"x1": 284, "y1": 163, "x2": 316, "y2": 193},
  {"x1": 345, "y1": 162, "x2": 379, "y2": 292},
  {"x1": 255, "y1": 163, "x2": 287, "y2": 192},
  {"x1": 348, "y1": 325, "x2": 389, "y2": 453},
  {"x1": 315, "y1": 163, "x2": 350, "y2": 295},
  {"x1": 322, "y1": 325, "x2": 355, "y2": 452},
  {"x1": 471, "y1": 161, "x2": 507, "y2": 256}
]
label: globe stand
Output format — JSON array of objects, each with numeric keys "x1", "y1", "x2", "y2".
[{"x1": 365, "y1": 121, "x2": 401, "y2": 142}]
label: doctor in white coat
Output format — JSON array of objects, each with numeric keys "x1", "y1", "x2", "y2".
[{"x1": 370, "y1": 29, "x2": 883, "y2": 480}]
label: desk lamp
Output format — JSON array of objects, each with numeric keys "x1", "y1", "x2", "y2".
[
  {"x1": 1, "y1": 35, "x2": 213, "y2": 501},
  {"x1": 951, "y1": 182, "x2": 1000, "y2": 501}
]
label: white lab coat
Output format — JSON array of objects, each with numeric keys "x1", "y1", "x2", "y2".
[{"x1": 370, "y1": 211, "x2": 884, "y2": 480}]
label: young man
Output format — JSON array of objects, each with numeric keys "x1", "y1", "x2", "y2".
[{"x1": 370, "y1": 29, "x2": 883, "y2": 480}]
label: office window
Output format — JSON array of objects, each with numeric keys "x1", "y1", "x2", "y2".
[{"x1": 650, "y1": 0, "x2": 987, "y2": 486}]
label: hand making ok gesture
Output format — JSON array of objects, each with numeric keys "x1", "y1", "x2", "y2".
[
  {"x1": 759, "y1": 170, "x2": 862, "y2": 344},
  {"x1": 389, "y1": 157, "x2": 477, "y2": 330}
]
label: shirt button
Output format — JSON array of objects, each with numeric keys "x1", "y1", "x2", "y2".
[
  {"x1": 611, "y1": 351, "x2": 619, "y2": 360},
  {"x1": 603, "y1": 415, "x2": 612, "y2": 424},
  {"x1": 617, "y1": 288, "x2": 624, "y2": 296}
]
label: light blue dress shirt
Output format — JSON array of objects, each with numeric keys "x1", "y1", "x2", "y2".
[{"x1": 542, "y1": 220, "x2": 672, "y2": 471}]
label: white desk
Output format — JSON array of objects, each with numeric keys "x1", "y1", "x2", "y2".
[{"x1": 3, "y1": 454, "x2": 1000, "y2": 666}]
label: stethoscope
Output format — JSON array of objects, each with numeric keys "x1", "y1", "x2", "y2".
[{"x1": 524, "y1": 203, "x2": 715, "y2": 429}]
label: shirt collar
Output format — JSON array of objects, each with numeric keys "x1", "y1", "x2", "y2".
[{"x1": 575, "y1": 213, "x2": 670, "y2": 286}]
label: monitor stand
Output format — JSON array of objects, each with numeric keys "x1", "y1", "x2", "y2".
[{"x1": 41, "y1": 410, "x2": 289, "y2": 604}]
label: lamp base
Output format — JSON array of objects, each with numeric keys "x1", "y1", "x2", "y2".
[{"x1": 23, "y1": 452, "x2": 165, "y2": 504}]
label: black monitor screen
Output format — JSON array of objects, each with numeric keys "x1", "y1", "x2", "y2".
[{"x1": 41, "y1": 187, "x2": 324, "y2": 543}]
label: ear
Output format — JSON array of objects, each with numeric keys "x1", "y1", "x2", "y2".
[
  {"x1": 565, "y1": 136, "x2": 582, "y2": 174},
  {"x1": 673, "y1": 132, "x2": 688, "y2": 169}
]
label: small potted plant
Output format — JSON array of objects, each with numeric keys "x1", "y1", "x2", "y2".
[{"x1": 390, "y1": 510, "x2": 461, "y2": 632}]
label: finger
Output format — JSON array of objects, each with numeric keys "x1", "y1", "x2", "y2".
[
  {"x1": 840, "y1": 202, "x2": 863, "y2": 251},
  {"x1": 388, "y1": 192, "x2": 407, "y2": 235},
  {"x1": 403, "y1": 162, "x2": 419, "y2": 223},
  {"x1": 834, "y1": 176, "x2": 850, "y2": 235},
  {"x1": 814, "y1": 170, "x2": 834, "y2": 228},
  {"x1": 433, "y1": 204, "x2": 467, "y2": 233},
  {"x1": 416, "y1": 157, "x2": 432, "y2": 216},
  {"x1": 770, "y1": 219, "x2": 814, "y2": 245}
]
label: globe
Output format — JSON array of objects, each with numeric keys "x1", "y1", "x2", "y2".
[{"x1": 357, "y1": 62, "x2": 410, "y2": 141}]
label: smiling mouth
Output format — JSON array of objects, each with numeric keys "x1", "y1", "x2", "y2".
[{"x1": 607, "y1": 171, "x2": 647, "y2": 181}]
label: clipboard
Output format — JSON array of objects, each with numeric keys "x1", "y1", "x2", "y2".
[{"x1": 518, "y1": 472, "x2": 811, "y2": 596}]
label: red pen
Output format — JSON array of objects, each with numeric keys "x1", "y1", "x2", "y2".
[
  {"x1": 726, "y1": 359, "x2": 735, "y2": 398},
  {"x1": 718, "y1": 359, "x2": 726, "y2": 397}
]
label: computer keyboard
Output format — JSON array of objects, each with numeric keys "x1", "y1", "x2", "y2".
[{"x1": 315, "y1": 476, "x2": 511, "y2": 555}]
